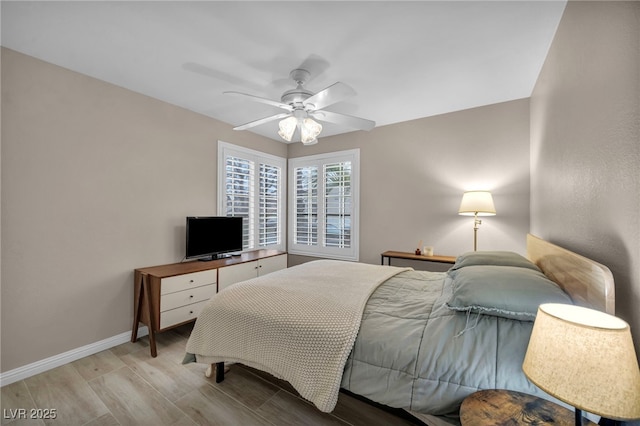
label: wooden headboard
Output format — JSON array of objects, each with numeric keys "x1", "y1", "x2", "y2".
[{"x1": 526, "y1": 233, "x2": 615, "y2": 315}]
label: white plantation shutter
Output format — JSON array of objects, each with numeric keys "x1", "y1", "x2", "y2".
[
  {"x1": 218, "y1": 142, "x2": 285, "y2": 252},
  {"x1": 324, "y1": 161, "x2": 351, "y2": 249},
  {"x1": 289, "y1": 149, "x2": 359, "y2": 261},
  {"x1": 294, "y1": 166, "x2": 318, "y2": 245},
  {"x1": 225, "y1": 155, "x2": 254, "y2": 249},
  {"x1": 259, "y1": 163, "x2": 280, "y2": 246}
]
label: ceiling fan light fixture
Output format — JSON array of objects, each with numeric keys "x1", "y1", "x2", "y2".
[
  {"x1": 228, "y1": 68, "x2": 373, "y2": 144},
  {"x1": 301, "y1": 117, "x2": 322, "y2": 145},
  {"x1": 277, "y1": 116, "x2": 298, "y2": 142}
]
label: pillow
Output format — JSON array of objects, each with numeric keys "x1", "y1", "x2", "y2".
[
  {"x1": 446, "y1": 265, "x2": 573, "y2": 321},
  {"x1": 449, "y1": 251, "x2": 541, "y2": 272}
]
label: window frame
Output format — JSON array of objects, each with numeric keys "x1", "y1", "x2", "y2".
[
  {"x1": 288, "y1": 149, "x2": 360, "y2": 261},
  {"x1": 217, "y1": 141, "x2": 286, "y2": 252}
]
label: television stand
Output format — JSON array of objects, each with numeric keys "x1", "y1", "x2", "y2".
[{"x1": 131, "y1": 249, "x2": 287, "y2": 356}]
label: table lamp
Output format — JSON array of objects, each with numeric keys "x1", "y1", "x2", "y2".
[
  {"x1": 458, "y1": 191, "x2": 496, "y2": 251},
  {"x1": 523, "y1": 303, "x2": 640, "y2": 425}
]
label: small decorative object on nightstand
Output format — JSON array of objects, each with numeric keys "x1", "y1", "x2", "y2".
[{"x1": 460, "y1": 389, "x2": 597, "y2": 426}]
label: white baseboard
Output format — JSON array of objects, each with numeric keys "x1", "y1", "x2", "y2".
[{"x1": 0, "y1": 326, "x2": 149, "y2": 387}]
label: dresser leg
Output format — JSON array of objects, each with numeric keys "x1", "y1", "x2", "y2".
[
  {"x1": 131, "y1": 273, "x2": 144, "y2": 343},
  {"x1": 141, "y1": 275, "x2": 158, "y2": 357}
]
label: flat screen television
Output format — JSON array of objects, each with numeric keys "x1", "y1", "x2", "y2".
[{"x1": 186, "y1": 216, "x2": 243, "y2": 261}]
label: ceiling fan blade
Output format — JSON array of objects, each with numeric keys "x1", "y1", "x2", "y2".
[
  {"x1": 183, "y1": 63, "x2": 265, "y2": 92},
  {"x1": 233, "y1": 112, "x2": 292, "y2": 131},
  {"x1": 303, "y1": 82, "x2": 356, "y2": 110},
  {"x1": 311, "y1": 110, "x2": 376, "y2": 131},
  {"x1": 224, "y1": 91, "x2": 293, "y2": 111}
]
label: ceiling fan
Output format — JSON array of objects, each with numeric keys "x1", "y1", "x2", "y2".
[{"x1": 224, "y1": 68, "x2": 375, "y2": 145}]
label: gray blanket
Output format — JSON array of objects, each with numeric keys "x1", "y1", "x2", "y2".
[{"x1": 341, "y1": 269, "x2": 545, "y2": 416}]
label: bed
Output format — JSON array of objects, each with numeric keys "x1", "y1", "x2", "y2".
[{"x1": 183, "y1": 234, "x2": 614, "y2": 423}]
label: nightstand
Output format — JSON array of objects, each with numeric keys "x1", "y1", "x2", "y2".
[
  {"x1": 380, "y1": 251, "x2": 456, "y2": 266},
  {"x1": 460, "y1": 389, "x2": 597, "y2": 426}
]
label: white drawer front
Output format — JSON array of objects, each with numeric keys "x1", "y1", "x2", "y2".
[
  {"x1": 161, "y1": 269, "x2": 217, "y2": 295},
  {"x1": 160, "y1": 284, "x2": 216, "y2": 312},
  {"x1": 160, "y1": 300, "x2": 209, "y2": 329}
]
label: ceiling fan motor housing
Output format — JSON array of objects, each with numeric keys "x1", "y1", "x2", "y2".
[
  {"x1": 281, "y1": 68, "x2": 315, "y2": 109},
  {"x1": 281, "y1": 87, "x2": 314, "y2": 107}
]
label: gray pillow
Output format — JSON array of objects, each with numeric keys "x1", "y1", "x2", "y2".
[
  {"x1": 450, "y1": 251, "x2": 541, "y2": 272},
  {"x1": 446, "y1": 265, "x2": 573, "y2": 321}
]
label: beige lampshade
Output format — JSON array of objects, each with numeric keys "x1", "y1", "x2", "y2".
[
  {"x1": 458, "y1": 191, "x2": 496, "y2": 216},
  {"x1": 523, "y1": 303, "x2": 640, "y2": 420}
]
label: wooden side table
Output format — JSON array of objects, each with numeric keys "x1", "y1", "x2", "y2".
[
  {"x1": 380, "y1": 250, "x2": 456, "y2": 266},
  {"x1": 460, "y1": 389, "x2": 596, "y2": 426}
]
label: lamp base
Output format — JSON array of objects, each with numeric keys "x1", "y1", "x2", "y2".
[
  {"x1": 472, "y1": 213, "x2": 482, "y2": 251},
  {"x1": 576, "y1": 408, "x2": 583, "y2": 426}
]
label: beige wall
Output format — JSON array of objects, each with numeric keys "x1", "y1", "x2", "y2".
[
  {"x1": 530, "y1": 1, "x2": 640, "y2": 356},
  {"x1": 288, "y1": 100, "x2": 532, "y2": 268},
  {"x1": 0, "y1": 48, "x2": 285, "y2": 372},
  {"x1": 4, "y1": 0, "x2": 636, "y2": 380},
  {"x1": 1, "y1": 47, "x2": 532, "y2": 374}
]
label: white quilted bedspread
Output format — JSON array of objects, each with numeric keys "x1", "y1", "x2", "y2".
[{"x1": 185, "y1": 259, "x2": 410, "y2": 412}]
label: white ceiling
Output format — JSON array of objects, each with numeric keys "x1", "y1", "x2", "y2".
[{"x1": 1, "y1": 1, "x2": 567, "y2": 142}]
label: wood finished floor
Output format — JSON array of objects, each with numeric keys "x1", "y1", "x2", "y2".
[{"x1": 1, "y1": 324, "x2": 423, "y2": 426}]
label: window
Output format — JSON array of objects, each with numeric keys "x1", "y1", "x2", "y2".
[
  {"x1": 218, "y1": 142, "x2": 286, "y2": 252},
  {"x1": 288, "y1": 149, "x2": 359, "y2": 261}
]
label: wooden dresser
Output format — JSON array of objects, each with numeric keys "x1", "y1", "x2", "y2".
[{"x1": 131, "y1": 249, "x2": 287, "y2": 356}]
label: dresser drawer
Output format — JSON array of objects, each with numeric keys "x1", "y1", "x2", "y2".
[
  {"x1": 160, "y1": 300, "x2": 209, "y2": 329},
  {"x1": 160, "y1": 284, "x2": 216, "y2": 312},
  {"x1": 161, "y1": 269, "x2": 217, "y2": 295}
]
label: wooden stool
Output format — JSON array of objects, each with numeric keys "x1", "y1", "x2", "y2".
[{"x1": 460, "y1": 389, "x2": 597, "y2": 426}]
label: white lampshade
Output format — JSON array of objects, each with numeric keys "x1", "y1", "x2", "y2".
[
  {"x1": 278, "y1": 115, "x2": 322, "y2": 144},
  {"x1": 301, "y1": 117, "x2": 322, "y2": 145},
  {"x1": 523, "y1": 303, "x2": 640, "y2": 421},
  {"x1": 458, "y1": 191, "x2": 496, "y2": 216},
  {"x1": 278, "y1": 116, "x2": 298, "y2": 142}
]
